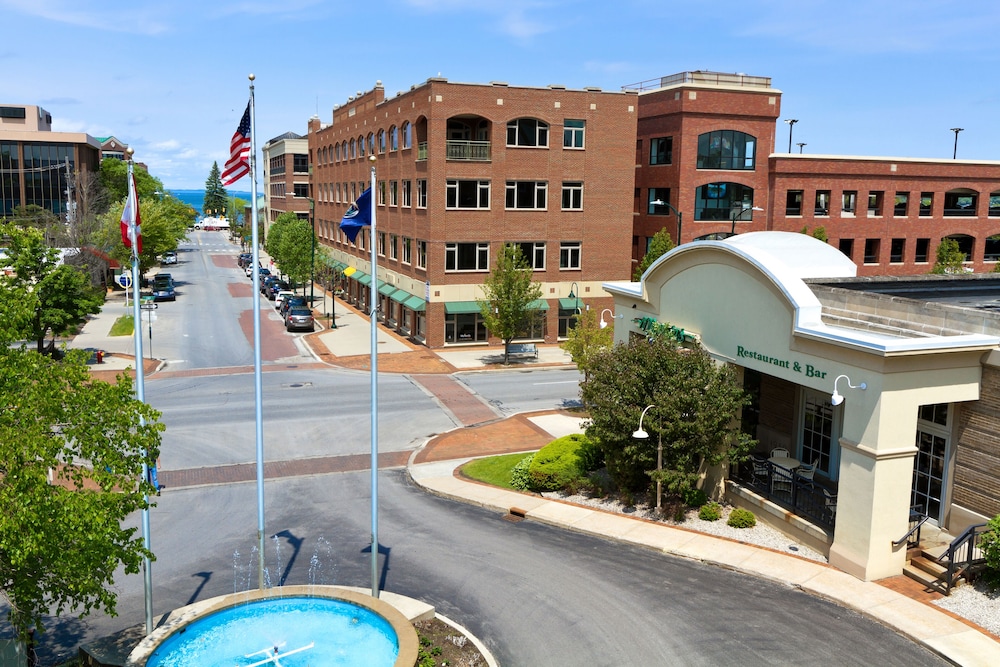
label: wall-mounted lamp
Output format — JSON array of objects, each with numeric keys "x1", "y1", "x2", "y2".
[
  {"x1": 599, "y1": 309, "x2": 623, "y2": 329},
  {"x1": 831, "y1": 374, "x2": 866, "y2": 406}
]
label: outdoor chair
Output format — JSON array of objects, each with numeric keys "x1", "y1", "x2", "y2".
[
  {"x1": 823, "y1": 488, "x2": 838, "y2": 517},
  {"x1": 795, "y1": 462, "x2": 816, "y2": 487},
  {"x1": 771, "y1": 464, "x2": 794, "y2": 495},
  {"x1": 770, "y1": 447, "x2": 790, "y2": 459},
  {"x1": 751, "y1": 455, "x2": 769, "y2": 488}
]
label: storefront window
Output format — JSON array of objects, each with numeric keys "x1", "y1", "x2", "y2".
[
  {"x1": 801, "y1": 389, "x2": 836, "y2": 478},
  {"x1": 445, "y1": 312, "x2": 487, "y2": 343}
]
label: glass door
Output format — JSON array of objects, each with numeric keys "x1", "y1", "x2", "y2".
[
  {"x1": 800, "y1": 388, "x2": 839, "y2": 480},
  {"x1": 912, "y1": 404, "x2": 951, "y2": 523}
]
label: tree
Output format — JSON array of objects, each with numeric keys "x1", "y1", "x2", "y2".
[
  {"x1": 203, "y1": 162, "x2": 228, "y2": 217},
  {"x1": 478, "y1": 244, "x2": 543, "y2": 365},
  {"x1": 0, "y1": 344, "x2": 162, "y2": 641},
  {"x1": 99, "y1": 159, "x2": 163, "y2": 204},
  {"x1": 265, "y1": 214, "x2": 314, "y2": 291},
  {"x1": 97, "y1": 194, "x2": 193, "y2": 275},
  {"x1": 931, "y1": 238, "x2": 967, "y2": 274},
  {"x1": 800, "y1": 225, "x2": 828, "y2": 243},
  {"x1": 581, "y1": 336, "x2": 754, "y2": 498},
  {"x1": 633, "y1": 227, "x2": 675, "y2": 281},
  {"x1": 560, "y1": 307, "x2": 613, "y2": 383},
  {"x1": 1, "y1": 223, "x2": 104, "y2": 354}
]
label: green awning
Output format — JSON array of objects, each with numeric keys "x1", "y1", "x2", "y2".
[
  {"x1": 558, "y1": 298, "x2": 582, "y2": 310},
  {"x1": 444, "y1": 301, "x2": 483, "y2": 314},
  {"x1": 354, "y1": 272, "x2": 371, "y2": 285},
  {"x1": 378, "y1": 281, "x2": 396, "y2": 296},
  {"x1": 403, "y1": 295, "x2": 426, "y2": 311},
  {"x1": 527, "y1": 299, "x2": 550, "y2": 310},
  {"x1": 390, "y1": 289, "x2": 410, "y2": 304}
]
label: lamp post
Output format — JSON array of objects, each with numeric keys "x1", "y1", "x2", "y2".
[
  {"x1": 651, "y1": 199, "x2": 683, "y2": 245},
  {"x1": 599, "y1": 309, "x2": 622, "y2": 329},
  {"x1": 796, "y1": 142, "x2": 806, "y2": 154},
  {"x1": 784, "y1": 118, "x2": 798, "y2": 153},
  {"x1": 309, "y1": 198, "x2": 316, "y2": 309},
  {"x1": 568, "y1": 281, "x2": 580, "y2": 314},
  {"x1": 951, "y1": 128, "x2": 963, "y2": 159},
  {"x1": 730, "y1": 205, "x2": 765, "y2": 235},
  {"x1": 632, "y1": 405, "x2": 662, "y2": 513}
]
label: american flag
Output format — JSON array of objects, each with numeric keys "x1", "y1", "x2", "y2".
[{"x1": 221, "y1": 102, "x2": 251, "y2": 185}]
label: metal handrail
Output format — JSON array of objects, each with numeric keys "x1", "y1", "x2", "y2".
[
  {"x1": 892, "y1": 510, "x2": 930, "y2": 548},
  {"x1": 935, "y1": 522, "x2": 988, "y2": 594}
]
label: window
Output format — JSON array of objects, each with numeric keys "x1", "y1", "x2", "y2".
[
  {"x1": 864, "y1": 238, "x2": 880, "y2": 264},
  {"x1": 985, "y1": 236, "x2": 1000, "y2": 261},
  {"x1": 919, "y1": 193, "x2": 933, "y2": 216},
  {"x1": 335, "y1": 144, "x2": 341, "y2": 162},
  {"x1": 558, "y1": 307, "x2": 579, "y2": 338},
  {"x1": 650, "y1": 137, "x2": 672, "y2": 165},
  {"x1": 801, "y1": 389, "x2": 836, "y2": 476},
  {"x1": 815, "y1": 190, "x2": 831, "y2": 216},
  {"x1": 867, "y1": 191, "x2": 883, "y2": 217},
  {"x1": 417, "y1": 179, "x2": 427, "y2": 208},
  {"x1": 378, "y1": 130, "x2": 386, "y2": 153},
  {"x1": 402, "y1": 237, "x2": 412, "y2": 264},
  {"x1": 507, "y1": 118, "x2": 549, "y2": 147},
  {"x1": 894, "y1": 192, "x2": 909, "y2": 217},
  {"x1": 519, "y1": 310, "x2": 546, "y2": 340},
  {"x1": 377, "y1": 180, "x2": 386, "y2": 206},
  {"x1": 402, "y1": 122, "x2": 412, "y2": 149},
  {"x1": 447, "y1": 180, "x2": 490, "y2": 209},
  {"x1": 416, "y1": 240, "x2": 427, "y2": 269},
  {"x1": 915, "y1": 238, "x2": 930, "y2": 263},
  {"x1": 389, "y1": 180, "x2": 398, "y2": 206},
  {"x1": 560, "y1": 241, "x2": 581, "y2": 270},
  {"x1": 842, "y1": 191, "x2": 857, "y2": 215},
  {"x1": 359, "y1": 135, "x2": 366, "y2": 158},
  {"x1": 367, "y1": 134, "x2": 375, "y2": 155},
  {"x1": 402, "y1": 180, "x2": 412, "y2": 207},
  {"x1": 695, "y1": 182, "x2": 754, "y2": 221},
  {"x1": 648, "y1": 188, "x2": 672, "y2": 214},
  {"x1": 446, "y1": 242, "x2": 490, "y2": 271},
  {"x1": 293, "y1": 154, "x2": 309, "y2": 173},
  {"x1": 890, "y1": 238, "x2": 905, "y2": 263},
  {"x1": 944, "y1": 190, "x2": 977, "y2": 216},
  {"x1": 349, "y1": 138, "x2": 356, "y2": 159},
  {"x1": 389, "y1": 234, "x2": 398, "y2": 260},
  {"x1": 697, "y1": 130, "x2": 756, "y2": 170},
  {"x1": 515, "y1": 242, "x2": 545, "y2": 270},
  {"x1": 839, "y1": 238, "x2": 854, "y2": 259},
  {"x1": 785, "y1": 190, "x2": 803, "y2": 216},
  {"x1": 293, "y1": 183, "x2": 309, "y2": 198},
  {"x1": 561, "y1": 182, "x2": 583, "y2": 210},
  {"x1": 990, "y1": 193, "x2": 1000, "y2": 217},
  {"x1": 377, "y1": 232, "x2": 386, "y2": 257},
  {"x1": 389, "y1": 126, "x2": 398, "y2": 152},
  {"x1": 563, "y1": 119, "x2": 585, "y2": 149},
  {"x1": 506, "y1": 181, "x2": 547, "y2": 209},
  {"x1": 445, "y1": 312, "x2": 487, "y2": 343}
]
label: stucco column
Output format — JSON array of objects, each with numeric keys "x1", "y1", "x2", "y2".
[{"x1": 828, "y1": 390, "x2": 918, "y2": 581}]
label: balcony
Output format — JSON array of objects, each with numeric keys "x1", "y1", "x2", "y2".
[
  {"x1": 417, "y1": 142, "x2": 428, "y2": 161},
  {"x1": 446, "y1": 140, "x2": 491, "y2": 162}
]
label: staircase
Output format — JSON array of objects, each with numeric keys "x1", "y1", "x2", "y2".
[
  {"x1": 904, "y1": 544, "x2": 954, "y2": 594},
  {"x1": 902, "y1": 522, "x2": 989, "y2": 595}
]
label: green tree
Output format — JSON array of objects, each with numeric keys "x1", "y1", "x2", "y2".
[
  {"x1": 264, "y1": 212, "x2": 297, "y2": 271},
  {"x1": 97, "y1": 194, "x2": 193, "y2": 274},
  {"x1": 0, "y1": 343, "x2": 162, "y2": 640},
  {"x1": 800, "y1": 225, "x2": 828, "y2": 243},
  {"x1": 478, "y1": 244, "x2": 543, "y2": 365},
  {"x1": 633, "y1": 227, "x2": 675, "y2": 281},
  {"x1": 275, "y1": 218, "x2": 315, "y2": 292},
  {"x1": 99, "y1": 159, "x2": 163, "y2": 204},
  {"x1": 581, "y1": 336, "x2": 754, "y2": 497},
  {"x1": 203, "y1": 162, "x2": 228, "y2": 217},
  {"x1": 2, "y1": 223, "x2": 104, "y2": 354},
  {"x1": 931, "y1": 238, "x2": 967, "y2": 274},
  {"x1": 560, "y1": 307, "x2": 613, "y2": 383}
]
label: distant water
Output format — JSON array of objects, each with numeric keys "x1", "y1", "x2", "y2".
[{"x1": 168, "y1": 189, "x2": 252, "y2": 216}]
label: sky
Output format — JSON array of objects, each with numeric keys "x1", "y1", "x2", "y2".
[{"x1": 3, "y1": 0, "x2": 999, "y2": 190}]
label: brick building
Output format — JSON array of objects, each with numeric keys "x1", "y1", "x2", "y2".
[
  {"x1": 309, "y1": 78, "x2": 636, "y2": 348},
  {"x1": 262, "y1": 131, "x2": 310, "y2": 228}
]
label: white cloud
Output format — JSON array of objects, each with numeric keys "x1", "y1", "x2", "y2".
[
  {"x1": 151, "y1": 140, "x2": 181, "y2": 151},
  {"x1": 0, "y1": 0, "x2": 171, "y2": 34}
]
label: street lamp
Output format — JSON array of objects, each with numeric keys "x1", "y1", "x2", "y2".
[
  {"x1": 632, "y1": 405, "x2": 662, "y2": 513},
  {"x1": 784, "y1": 118, "x2": 798, "y2": 153},
  {"x1": 951, "y1": 128, "x2": 963, "y2": 159},
  {"x1": 830, "y1": 374, "x2": 866, "y2": 406},
  {"x1": 599, "y1": 309, "x2": 623, "y2": 329},
  {"x1": 568, "y1": 281, "x2": 581, "y2": 314},
  {"x1": 730, "y1": 205, "x2": 764, "y2": 235},
  {"x1": 796, "y1": 143, "x2": 806, "y2": 154},
  {"x1": 651, "y1": 199, "x2": 683, "y2": 246},
  {"x1": 309, "y1": 198, "x2": 316, "y2": 309}
]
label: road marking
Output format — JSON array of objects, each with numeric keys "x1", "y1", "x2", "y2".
[{"x1": 533, "y1": 380, "x2": 579, "y2": 385}]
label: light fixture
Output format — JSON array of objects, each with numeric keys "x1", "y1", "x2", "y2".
[
  {"x1": 632, "y1": 405, "x2": 654, "y2": 439},
  {"x1": 831, "y1": 374, "x2": 866, "y2": 406},
  {"x1": 599, "y1": 309, "x2": 623, "y2": 329},
  {"x1": 632, "y1": 405, "x2": 663, "y2": 513}
]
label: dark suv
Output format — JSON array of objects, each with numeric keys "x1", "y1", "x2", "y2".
[
  {"x1": 151, "y1": 273, "x2": 176, "y2": 301},
  {"x1": 279, "y1": 295, "x2": 307, "y2": 318}
]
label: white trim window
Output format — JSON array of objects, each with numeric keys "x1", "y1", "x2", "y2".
[
  {"x1": 389, "y1": 234, "x2": 399, "y2": 261},
  {"x1": 446, "y1": 242, "x2": 490, "y2": 272},
  {"x1": 447, "y1": 179, "x2": 490, "y2": 209},
  {"x1": 417, "y1": 179, "x2": 428, "y2": 208},
  {"x1": 402, "y1": 237, "x2": 412, "y2": 265},
  {"x1": 377, "y1": 232, "x2": 386, "y2": 257},
  {"x1": 563, "y1": 119, "x2": 585, "y2": 149},
  {"x1": 507, "y1": 118, "x2": 549, "y2": 147},
  {"x1": 515, "y1": 242, "x2": 546, "y2": 270},
  {"x1": 506, "y1": 181, "x2": 547, "y2": 210},
  {"x1": 416, "y1": 240, "x2": 427, "y2": 269},
  {"x1": 389, "y1": 180, "x2": 398, "y2": 207},
  {"x1": 561, "y1": 182, "x2": 583, "y2": 210},
  {"x1": 560, "y1": 241, "x2": 581, "y2": 270},
  {"x1": 402, "y1": 180, "x2": 412, "y2": 207}
]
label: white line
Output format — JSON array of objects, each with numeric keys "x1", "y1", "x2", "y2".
[{"x1": 533, "y1": 380, "x2": 579, "y2": 385}]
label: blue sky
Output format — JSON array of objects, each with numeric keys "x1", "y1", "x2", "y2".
[{"x1": 3, "y1": 0, "x2": 999, "y2": 189}]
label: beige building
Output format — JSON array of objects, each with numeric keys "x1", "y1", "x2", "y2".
[{"x1": 604, "y1": 232, "x2": 1000, "y2": 581}]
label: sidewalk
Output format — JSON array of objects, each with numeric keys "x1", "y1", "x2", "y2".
[{"x1": 409, "y1": 411, "x2": 1000, "y2": 667}]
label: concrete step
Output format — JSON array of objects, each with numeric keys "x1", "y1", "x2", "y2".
[
  {"x1": 902, "y1": 562, "x2": 948, "y2": 593},
  {"x1": 909, "y1": 554, "x2": 948, "y2": 578}
]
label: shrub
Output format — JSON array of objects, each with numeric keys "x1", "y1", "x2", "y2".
[
  {"x1": 683, "y1": 487, "x2": 709, "y2": 508},
  {"x1": 727, "y1": 508, "x2": 756, "y2": 528},
  {"x1": 509, "y1": 454, "x2": 535, "y2": 491},
  {"x1": 527, "y1": 434, "x2": 588, "y2": 491},
  {"x1": 698, "y1": 502, "x2": 722, "y2": 521},
  {"x1": 980, "y1": 514, "x2": 1000, "y2": 590},
  {"x1": 575, "y1": 432, "x2": 604, "y2": 472}
]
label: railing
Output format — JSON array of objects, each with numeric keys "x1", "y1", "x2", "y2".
[
  {"x1": 936, "y1": 522, "x2": 989, "y2": 594},
  {"x1": 733, "y1": 459, "x2": 835, "y2": 531},
  {"x1": 417, "y1": 142, "x2": 428, "y2": 161},
  {"x1": 943, "y1": 207, "x2": 977, "y2": 216},
  {"x1": 446, "y1": 140, "x2": 491, "y2": 161},
  {"x1": 623, "y1": 71, "x2": 772, "y2": 92},
  {"x1": 892, "y1": 507, "x2": 930, "y2": 548}
]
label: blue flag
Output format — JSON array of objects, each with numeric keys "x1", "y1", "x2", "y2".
[{"x1": 340, "y1": 188, "x2": 372, "y2": 243}]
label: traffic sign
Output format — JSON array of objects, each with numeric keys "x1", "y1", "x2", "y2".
[
  {"x1": 140, "y1": 303, "x2": 158, "y2": 310},
  {"x1": 117, "y1": 273, "x2": 132, "y2": 288}
]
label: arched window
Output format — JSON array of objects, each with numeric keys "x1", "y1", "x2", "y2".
[
  {"x1": 401, "y1": 122, "x2": 411, "y2": 149},
  {"x1": 507, "y1": 118, "x2": 548, "y2": 147},
  {"x1": 358, "y1": 135, "x2": 366, "y2": 157},
  {"x1": 349, "y1": 138, "x2": 356, "y2": 159},
  {"x1": 694, "y1": 182, "x2": 756, "y2": 221},
  {"x1": 335, "y1": 143, "x2": 341, "y2": 162},
  {"x1": 378, "y1": 130, "x2": 386, "y2": 153},
  {"x1": 697, "y1": 130, "x2": 757, "y2": 170},
  {"x1": 389, "y1": 126, "x2": 398, "y2": 152}
]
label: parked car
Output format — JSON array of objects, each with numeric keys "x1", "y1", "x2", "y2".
[
  {"x1": 280, "y1": 295, "x2": 307, "y2": 318},
  {"x1": 151, "y1": 273, "x2": 176, "y2": 301},
  {"x1": 161, "y1": 251, "x2": 177, "y2": 265},
  {"x1": 284, "y1": 306, "x2": 315, "y2": 332},
  {"x1": 274, "y1": 290, "x2": 295, "y2": 309},
  {"x1": 238, "y1": 253, "x2": 253, "y2": 268},
  {"x1": 266, "y1": 280, "x2": 289, "y2": 299},
  {"x1": 261, "y1": 276, "x2": 280, "y2": 295},
  {"x1": 245, "y1": 262, "x2": 258, "y2": 277}
]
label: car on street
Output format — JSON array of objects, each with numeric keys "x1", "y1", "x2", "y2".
[
  {"x1": 280, "y1": 295, "x2": 307, "y2": 318},
  {"x1": 274, "y1": 290, "x2": 295, "y2": 309},
  {"x1": 284, "y1": 306, "x2": 314, "y2": 332},
  {"x1": 238, "y1": 253, "x2": 252, "y2": 268},
  {"x1": 161, "y1": 251, "x2": 177, "y2": 265},
  {"x1": 151, "y1": 273, "x2": 176, "y2": 301},
  {"x1": 267, "y1": 280, "x2": 289, "y2": 299}
]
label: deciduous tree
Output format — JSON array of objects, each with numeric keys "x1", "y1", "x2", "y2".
[
  {"x1": 560, "y1": 307, "x2": 612, "y2": 383},
  {"x1": 931, "y1": 238, "x2": 966, "y2": 274},
  {"x1": 478, "y1": 244, "x2": 543, "y2": 365},
  {"x1": 633, "y1": 227, "x2": 675, "y2": 281}
]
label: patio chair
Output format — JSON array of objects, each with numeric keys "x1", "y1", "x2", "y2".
[
  {"x1": 751, "y1": 455, "x2": 769, "y2": 487},
  {"x1": 770, "y1": 447, "x2": 790, "y2": 459},
  {"x1": 771, "y1": 464, "x2": 794, "y2": 495},
  {"x1": 823, "y1": 488, "x2": 838, "y2": 517},
  {"x1": 795, "y1": 462, "x2": 816, "y2": 487}
]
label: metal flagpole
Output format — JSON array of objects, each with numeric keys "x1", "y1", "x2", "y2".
[
  {"x1": 245, "y1": 74, "x2": 267, "y2": 590},
  {"x1": 368, "y1": 158, "x2": 379, "y2": 598},
  {"x1": 126, "y1": 151, "x2": 154, "y2": 635}
]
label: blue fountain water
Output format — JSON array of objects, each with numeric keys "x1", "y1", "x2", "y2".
[{"x1": 144, "y1": 597, "x2": 399, "y2": 666}]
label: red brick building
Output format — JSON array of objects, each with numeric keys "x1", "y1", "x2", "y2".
[
  {"x1": 309, "y1": 78, "x2": 636, "y2": 348},
  {"x1": 262, "y1": 131, "x2": 310, "y2": 225}
]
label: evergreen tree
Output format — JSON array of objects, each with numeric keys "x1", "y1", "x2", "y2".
[
  {"x1": 203, "y1": 162, "x2": 228, "y2": 217},
  {"x1": 478, "y1": 244, "x2": 543, "y2": 365},
  {"x1": 633, "y1": 227, "x2": 675, "y2": 281}
]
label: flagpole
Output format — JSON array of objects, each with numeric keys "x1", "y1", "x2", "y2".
[
  {"x1": 368, "y1": 158, "x2": 379, "y2": 598},
  {"x1": 126, "y1": 149, "x2": 154, "y2": 635},
  {"x1": 245, "y1": 74, "x2": 267, "y2": 590}
]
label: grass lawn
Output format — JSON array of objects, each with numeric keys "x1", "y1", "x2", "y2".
[
  {"x1": 108, "y1": 315, "x2": 134, "y2": 336},
  {"x1": 461, "y1": 452, "x2": 531, "y2": 489}
]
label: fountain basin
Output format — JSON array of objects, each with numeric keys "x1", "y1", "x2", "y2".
[{"x1": 126, "y1": 585, "x2": 418, "y2": 666}]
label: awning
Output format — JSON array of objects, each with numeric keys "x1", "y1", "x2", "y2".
[
  {"x1": 378, "y1": 281, "x2": 396, "y2": 296},
  {"x1": 390, "y1": 289, "x2": 410, "y2": 304},
  {"x1": 403, "y1": 295, "x2": 426, "y2": 311},
  {"x1": 444, "y1": 301, "x2": 483, "y2": 314},
  {"x1": 558, "y1": 298, "x2": 582, "y2": 310},
  {"x1": 354, "y1": 272, "x2": 371, "y2": 285},
  {"x1": 527, "y1": 299, "x2": 550, "y2": 310}
]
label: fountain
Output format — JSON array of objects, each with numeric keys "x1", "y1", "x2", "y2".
[{"x1": 125, "y1": 585, "x2": 418, "y2": 666}]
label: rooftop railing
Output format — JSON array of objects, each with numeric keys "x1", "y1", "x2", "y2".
[{"x1": 623, "y1": 71, "x2": 772, "y2": 93}]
